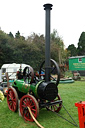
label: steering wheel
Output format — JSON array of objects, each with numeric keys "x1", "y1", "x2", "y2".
[
  {"x1": 39, "y1": 59, "x2": 60, "y2": 85},
  {"x1": 23, "y1": 66, "x2": 34, "y2": 84}
]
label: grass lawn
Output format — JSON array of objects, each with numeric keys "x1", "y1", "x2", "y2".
[{"x1": 0, "y1": 81, "x2": 85, "y2": 128}]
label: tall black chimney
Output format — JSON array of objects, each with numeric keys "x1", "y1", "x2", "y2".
[{"x1": 43, "y1": 4, "x2": 53, "y2": 82}]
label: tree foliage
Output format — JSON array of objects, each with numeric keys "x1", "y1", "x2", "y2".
[
  {"x1": 77, "y1": 32, "x2": 85, "y2": 55},
  {"x1": 67, "y1": 32, "x2": 85, "y2": 57},
  {"x1": 0, "y1": 29, "x2": 69, "y2": 70},
  {"x1": 51, "y1": 29, "x2": 69, "y2": 65},
  {"x1": 67, "y1": 44, "x2": 77, "y2": 56}
]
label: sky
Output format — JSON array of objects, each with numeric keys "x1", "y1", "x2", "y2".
[{"x1": 0, "y1": 0, "x2": 85, "y2": 48}]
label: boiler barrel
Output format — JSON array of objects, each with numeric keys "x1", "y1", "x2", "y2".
[
  {"x1": 37, "y1": 81, "x2": 58, "y2": 101},
  {"x1": 30, "y1": 81, "x2": 58, "y2": 101}
]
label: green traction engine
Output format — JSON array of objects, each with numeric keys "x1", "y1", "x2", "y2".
[{"x1": 7, "y1": 4, "x2": 62, "y2": 122}]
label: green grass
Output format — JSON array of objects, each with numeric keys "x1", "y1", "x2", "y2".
[{"x1": 0, "y1": 81, "x2": 85, "y2": 128}]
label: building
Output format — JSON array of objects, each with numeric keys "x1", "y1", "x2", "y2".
[{"x1": 69, "y1": 56, "x2": 85, "y2": 76}]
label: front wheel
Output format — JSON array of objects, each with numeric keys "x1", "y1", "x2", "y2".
[{"x1": 20, "y1": 94, "x2": 39, "y2": 122}]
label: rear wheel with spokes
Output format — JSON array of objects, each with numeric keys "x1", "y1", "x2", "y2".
[
  {"x1": 7, "y1": 87, "x2": 18, "y2": 112},
  {"x1": 46, "y1": 94, "x2": 62, "y2": 113}
]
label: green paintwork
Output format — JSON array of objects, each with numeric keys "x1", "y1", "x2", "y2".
[
  {"x1": 12, "y1": 79, "x2": 43, "y2": 98},
  {"x1": 34, "y1": 80, "x2": 44, "y2": 97},
  {"x1": 69, "y1": 56, "x2": 85, "y2": 71},
  {"x1": 12, "y1": 79, "x2": 30, "y2": 93}
]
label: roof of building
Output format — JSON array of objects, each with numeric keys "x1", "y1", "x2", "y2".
[{"x1": 69, "y1": 56, "x2": 85, "y2": 59}]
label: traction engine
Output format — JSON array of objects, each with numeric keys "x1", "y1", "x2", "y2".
[{"x1": 7, "y1": 4, "x2": 62, "y2": 122}]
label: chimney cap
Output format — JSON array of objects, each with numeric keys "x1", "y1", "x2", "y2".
[{"x1": 43, "y1": 4, "x2": 53, "y2": 10}]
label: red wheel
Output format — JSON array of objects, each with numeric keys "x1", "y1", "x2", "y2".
[
  {"x1": 20, "y1": 94, "x2": 39, "y2": 122},
  {"x1": 7, "y1": 87, "x2": 18, "y2": 112},
  {"x1": 46, "y1": 94, "x2": 62, "y2": 113}
]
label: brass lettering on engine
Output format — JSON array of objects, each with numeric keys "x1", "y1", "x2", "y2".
[{"x1": 25, "y1": 84, "x2": 28, "y2": 89}]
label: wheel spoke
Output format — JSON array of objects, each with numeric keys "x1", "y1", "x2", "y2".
[
  {"x1": 8, "y1": 93, "x2": 11, "y2": 98},
  {"x1": 23, "y1": 100, "x2": 27, "y2": 106},
  {"x1": 55, "y1": 104, "x2": 58, "y2": 108},
  {"x1": 31, "y1": 111, "x2": 36, "y2": 117},
  {"x1": 9, "y1": 100, "x2": 12, "y2": 104},
  {"x1": 24, "y1": 110, "x2": 28, "y2": 117},
  {"x1": 51, "y1": 106, "x2": 52, "y2": 110},
  {"x1": 10, "y1": 101, "x2": 13, "y2": 107},
  {"x1": 29, "y1": 100, "x2": 33, "y2": 106},
  {"x1": 30, "y1": 105, "x2": 35, "y2": 108},
  {"x1": 12, "y1": 97, "x2": 16, "y2": 101},
  {"x1": 11, "y1": 102, "x2": 14, "y2": 110},
  {"x1": 13, "y1": 103, "x2": 16, "y2": 110},
  {"x1": 50, "y1": 75, "x2": 56, "y2": 81},
  {"x1": 50, "y1": 66, "x2": 56, "y2": 74},
  {"x1": 27, "y1": 98, "x2": 31, "y2": 105},
  {"x1": 13, "y1": 100, "x2": 16, "y2": 106},
  {"x1": 53, "y1": 106, "x2": 56, "y2": 111},
  {"x1": 24, "y1": 110, "x2": 30, "y2": 120},
  {"x1": 31, "y1": 108, "x2": 36, "y2": 112},
  {"x1": 22, "y1": 104, "x2": 26, "y2": 108},
  {"x1": 41, "y1": 68, "x2": 45, "y2": 72}
]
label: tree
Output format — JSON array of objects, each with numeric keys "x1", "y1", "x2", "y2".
[
  {"x1": 26, "y1": 33, "x2": 45, "y2": 70},
  {"x1": 0, "y1": 30, "x2": 14, "y2": 67},
  {"x1": 8, "y1": 32, "x2": 14, "y2": 38},
  {"x1": 0, "y1": 28, "x2": 70, "y2": 71},
  {"x1": 50, "y1": 29, "x2": 67, "y2": 65},
  {"x1": 67, "y1": 44, "x2": 77, "y2": 56},
  {"x1": 77, "y1": 32, "x2": 85, "y2": 55},
  {"x1": 15, "y1": 31, "x2": 20, "y2": 38}
]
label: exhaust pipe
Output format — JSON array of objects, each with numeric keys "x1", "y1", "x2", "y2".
[{"x1": 43, "y1": 4, "x2": 53, "y2": 82}]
